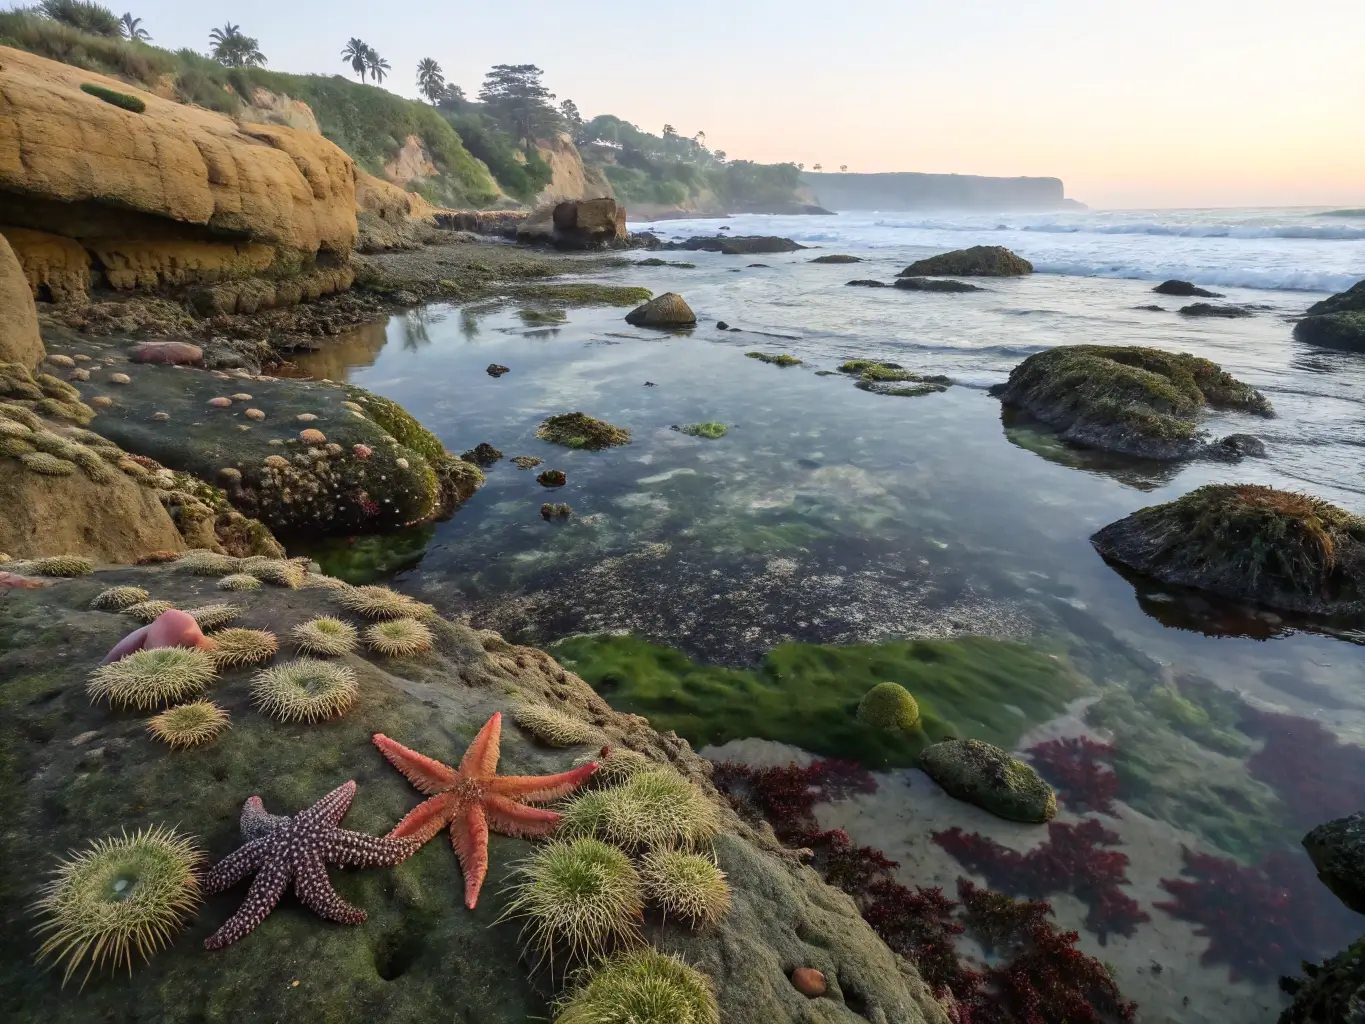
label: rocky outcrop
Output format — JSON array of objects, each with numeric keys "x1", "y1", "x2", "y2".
[
  {"x1": 1153, "y1": 279, "x2": 1222, "y2": 298},
  {"x1": 1178, "y1": 303, "x2": 1251, "y2": 318},
  {"x1": 353, "y1": 171, "x2": 438, "y2": 253},
  {"x1": 516, "y1": 199, "x2": 627, "y2": 249},
  {"x1": 381, "y1": 134, "x2": 438, "y2": 188},
  {"x1": 531, "y1": 132, "x2": 613, "y2": 206},
  {"x1": 900, "y1": 246, "x2": 1032, "y2": 277},
  {"x1": 1294, "y1": 278, "x2": 1365, "y2": 352},
  {"x1": 801, "y1": 170, "x2": 1072, "y2": 212},
  {"x1": 1304, "y1": 813, "x2": 1365, "y2": 915},
  {"x1": 894, "y1": 278, "x2": 982, "y2": 293},
  {"x1": 241, "y1": 87, "x2": 321, "y2": 135},
  {"x1": 0, "y1": 566, "x2": 949, "y2": 1024},
  {"x1": 0, "y1": 46, "x2": 357, "y2": 307},
  {"x1": 919, "y1": 738, "x2": 1056, "y2": 823},
  {"x1": 0, "y1": 232, "x2": 42, "y2": 368},
  {"x1": 672, "y1": 235, "x2": 806, "y2": 255},
  {"x1": 1091, "y1": 484, "x2": 1365, "y2": 615},
  {"x1": 990, "y1": 345, "x2": 1272, "y2": 460},
  {"x1": 625, "y1": 292, "x2": 697, "y2": 328}
]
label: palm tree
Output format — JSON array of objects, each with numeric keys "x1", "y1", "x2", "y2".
[
  {"x1": 209, "y1": 22, "x2": 241, "y2": 50},
  {"x1": 840, "y1": 164, "x2": 848, "y2": 173},
  {"x1": 341, "y1": 38, "x2": 370, "y2": 82},
  {"x1": 121, "y1": 13, "x2": 150, "y2": 41},
  {"x1": 416, "y1": 58, "x2": 445, "y2": 104},
  {"x1": 813, "y1": 163, "x2": 822, "y2": 172},
  {"x1": 365, "y1": 51, "x2": 391, "y2": 84},
  {"x1": 208, "y1": 23, "x2": 265, "y2": 67}
]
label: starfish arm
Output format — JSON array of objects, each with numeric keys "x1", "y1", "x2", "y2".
[
  {"x1": 294, "y1": 856, "x2": 367, "y2": 925},
  {"x1": 372, "y1": 733, "x2": 459, "y2": 795},
  {"x1": 484, "y1": 793, "x2": 562, "y2": 839},
  {"x1": 491, "y1": 762, "x2": 599, "y2": 804},
  {"x1": 240, "y1": 795, "x2": 290, "y2": 842},
  {"x1": 326, "y1": 827, "x2": 421, "y2": 868},
  {"x1": 307, "y1": 780, "x2": 359, "y2": 828},
  {"x1": 204, "y1": 846, "x2": 292, "y2": 950},
  {"x1": 459, "y1": 713, "x2": 502, "y2": 779},
  {"x1": 202, "y1": 838, "x2": 268, "y2": 894},
  {"x1": 451, "y1": 800, "x2": 490, "y2": 910},
  {"x1": 389, "y1": 792, "x2": 459, "y2": 843}
]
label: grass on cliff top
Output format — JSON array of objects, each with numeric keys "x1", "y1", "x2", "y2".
[
  {"x1": 551, "y1": 634, "x2": 1091, "y2": 768},
  {"x1": 0, "y1": 10, "x2": 498, "y2": 207}
]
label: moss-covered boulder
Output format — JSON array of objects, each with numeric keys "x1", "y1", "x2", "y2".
[
  {"x1": 856, "y1": 682, "x2": 920, "y2": 731},
  {"x1": 1279, "y1": 936, "x2": 1365, "y2": 1024},
  {"x1": 918, "y1": 738, "x2": 1057, "y2": 823},
  {"x1": 48, "y1": 336, "x2": 481, "y2": 539},
  {"x1": 1091, "y1": 484, "x2": 1365, "y2": 615},
  {"x1": 674, "y1": 236, "x2": 806, "y2": 255},
  {"x1": 1294, "y1": 280, "x2": 1365, "y2": 351},
  {"x1": 1304, "y1": 813, "x2": 1365, "y2": 915},
  {"x1": 625, "y1": 293, "x2": 697, "y2": 328},
  {"x1": 990, "y1": 345, "x2": 1272, "y2": 459},
  {"x1": 838, "y1": 360, "x2": 949, "y2": 397},
  {"x1": 535, "y1": 412, "x2": 631, "y2": 451},
  {"x1": 0, "y1": 566, "x2": 948, "y2": 1024},
  {"x1": 899, "y1": 246, "x2": 1032, "y2": 277}
]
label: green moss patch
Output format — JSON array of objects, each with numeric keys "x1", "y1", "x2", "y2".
[
  {"x1": 535, "y1": 413, "x2": 631, "y2": 451},
  {"x1": 745, "y1": 352, "x2": 802, "y2": 367},
  {"x1": 676, "y1": 423, "x2": 728, "y2": 439},
  {"x1": 79, "y1": 81, "x2": 145, "y2": 113},
  {"x1": 551, "y1": 634, "x2": 1091, "y2": 768},
  {"x1": 510, "y1": 284, "x2": 652, "y2": 307}
]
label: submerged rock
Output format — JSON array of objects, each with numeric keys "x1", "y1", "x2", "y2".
[
  {"x1": 1294, "y1": 279, "x2": 1365, "y2": 351},
  {"x1": 838, "y1": 359, "x2": 949, "y2": 396},
  {"x1": 535, "y1": 413, "x2": 630, "y2": 451},
  {"x1": 1154, "y1": 280, "x2": 1223, "y2": 298},
  {"x1": 461, "y1": 442, "x2": 504, "y2": 467},
  {"x1": 1178, "y1": 302, "x2": 1252, "y2": 318},
  {"x1": 899, "y1": 245, "x2": 1032, "y2": 277},
  {"x1": 845, "y1": 280, "x2": 889, "y2": 288},
  {"x1": 919, "y1": 738, "x2": 1057, "y2": 823},
  {"x1": 1091, "y1": 483, "x2": 1365, "y2": 615},
  {"x1": 989, "y1": 344, "x2": 1272, "y2": 460},
  {"x1": 536, "y1": 469, "x2": 567, "y2": 487},
  {"x1": 809, "y1": 254, "x2": 862, "y2": 264},
  {"x1": 1279, "y1": 936, "x2": 1365, "y2": 1024},
  {"x1": 486, "y1": 363, "x2": 510, "y2": 378},
  {"x1": 893, "y1": 278, "x2": 983, "y2": 293},
  {"x1": 746, "y1": 352, "x2": 802, "y2": 367},
  {"x1": 625, "y1": 292, "x2": 697, "y2": 328},
  {"x1": 671, "y1": 236, "x2": 807, "y2": 255},
  {"x1": 1304, "y1": 812, "x2": 1365, "y2": 915}
]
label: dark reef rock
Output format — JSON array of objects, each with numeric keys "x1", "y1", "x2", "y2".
[
  {"x1": 670, "y1": 236, "x2": 807, "y2": 255},
  {"x1": 535, "y1": 413, "x2": 630, "y2": 451},
  {"x1": 625, "y1": 292, "x2": 697, "y2": 328},
  {"x1": 893, "y1": 278, "x2": 983, "y2": 293},
  {"x1": 1280, "y1": 937, "x2": 1365, "y2": 1024},
  {"x1": 1178, "y1": 302, "x2": 1252, "y2": 318},
  {"x1": 899, "y1": 245, "x2": 1032, "y2": 277},
  {"x1": 845, "y1": 280, "x2": 889, "y2": 288},
  {"x1": 1305, "y1": 813, "x2": 1365, "y2": 915},
  {"x1": 1204, "y1": 432, "x2": 1267, "y2": 462},
  {"x1": 989, "y1": 344, "x2": 1272, "y2": 460},
  {"x1": 1294, "y1": 282, "x2": 1365, "y2": 351},
  {"x1": 1133, "y1": 304, "x2": 1166, "y2": 312},
  {"x1": 486, "y1": 363, "x2": 510, "y2": 378},
  {"x1": 1306, "y1": 277, "x2": 1365, "y2": 317},
  {"x1": 920, "y1": 738, "x2": 1057, "y2": 823},
  {"x1": 809, "y1": 255, "x2": 863, "y2": 264},
  {"x1": 536, "y1": 469, "x2": 567, "y2": 487},
  {"x1": 460, "y1": 442, "x2": 503, "y2": 467},
  {"x1": 1154, "y1": 280, "x2": 1223, "y2": 298},
  {"x1": 1091, "y1": 483, "x2": 1365, "y2": 615}
]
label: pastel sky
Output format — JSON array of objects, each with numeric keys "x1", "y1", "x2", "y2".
[{"x1": 20, "y1": 0, "x2": 1365, "y2": 208}]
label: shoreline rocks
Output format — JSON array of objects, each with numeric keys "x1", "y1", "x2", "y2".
[
  {"x1": 669, "y1": 236, "x2": 806, "y2": 255},
  {"x1": 989, "y1": 345, "x2": 1272, "y2": 460},
  {"x1": 893, "y1": 278, "x2": 983, "y2": 293},
  {"x1": 625, "y1": 292, "x2": 697, "y2": 328},
  {"x1": 899, "y1": 245, "x2": 1032, "y2": 277},
  {"x1": 1154, "y1": 280, "x2": 1222, "y2": 298},
  {"x1": 0, "y1": 233, "x2": 43, "y2": 369},
  {"x1": 1091, "y1": 483, "x2": 1365, "y2": 615},
  {"x1": 1178, "y1": 302, "x2": 1252, "y2": 318},
  {"x1": 1294, "y1": 278, "x2": 1365, "y2": 352}
]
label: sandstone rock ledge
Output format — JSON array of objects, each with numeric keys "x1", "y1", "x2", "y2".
[{"x1": 0, "y1": 567, "x2": 949, "y2": 1024}]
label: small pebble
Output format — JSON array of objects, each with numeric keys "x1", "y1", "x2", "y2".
[
  {"x1": 72, "y1": 354, "x2": 91, "y2": 363},
  {"x1": 47, "y1": 354, "x2": 76, "y2": 368},
  {"x1": 230, "y1": 393, "x2": 253, "y2": 401},
  {"x1": 109, "y1": 373, "x2": 131, "y2": 384},
  {"x1": 208, "y1": 397, "x2": 232, "y2": 408},
  {"x1": 396, "y1": 458, "x2": 409, "y2": 470},
  {"x1": 152, "y1": 412, "x2": 170, "y2": 422},
  {"x1": 245, "y1": 408, "x2": 266, "y2": 421},
  {"x1": 297, "y1": 413, "x2": 318, "y2": 422},
  {"x1": 299, "y1": 428, "x2": 327, "y2": 444},
  {"x1": 268, "y1": 439, "x2": 284, "y2": 446},
  {"x1": 69, "y1": 368, "x2": 90, "y2": 381},
  {"x1": 791, "y1": 968, "x2": 827, "y2": 998},
  {"x1": 90, "y1": 396, "x2": 114, "y2": 409}
]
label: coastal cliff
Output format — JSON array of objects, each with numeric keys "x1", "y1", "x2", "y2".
[{"x1": 802, "y1": 171, "x2": 1078, "y2": 211}]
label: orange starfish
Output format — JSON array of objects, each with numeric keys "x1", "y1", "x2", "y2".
[{"x1": 372, "y1": 712, "x2": 598, "y2": 909}]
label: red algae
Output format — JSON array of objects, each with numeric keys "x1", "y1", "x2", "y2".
[
  {"x1": 1156, "y1": 847, "x2": 1363, "y2": 984},
  {"x1": 1243, "y1": 710, "x2": 1365, "y2": 831},
  {"x1": 933, "y1": 820, "x2": 1149, "y2": 944},
  {"x1": 1027, "y1": 738, "x2": 1119, "y2": 815}
]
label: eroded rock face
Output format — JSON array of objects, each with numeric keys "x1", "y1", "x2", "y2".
[
  {"x1": 0, "y1": 232, "x2": 42, "y2": 369},
  {"x1": 0, "y1": 46, "x2": 357, "y2": 306},
  {"x1": 899, "y1": 245, "x2": 1032, "y2": 277},
  {"x1": 516, "y1": 198, "x2": 628, "y2": 249},
  {"x1": 0, "y1": 568, "x2": 949, "y2": 1024}
]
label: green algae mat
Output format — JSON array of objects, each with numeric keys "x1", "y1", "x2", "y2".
[{"x1": 551, "y1": 634, "x2": 1091, "y2": 768}]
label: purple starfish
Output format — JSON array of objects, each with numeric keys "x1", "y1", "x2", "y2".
[{"x1": 203, "y1": 780, "x2": 419, "y2": 950}]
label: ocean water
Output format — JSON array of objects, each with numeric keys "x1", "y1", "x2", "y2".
[{"x1": 296, "y1": 209, "x2": 1365, "y2": 1023}]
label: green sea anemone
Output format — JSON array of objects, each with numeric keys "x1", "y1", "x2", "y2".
[
  {"x1": 554, "y1": 948, "x2": 719, "y2": 1024},
  {"x1": 857, "y1": 682, "x2": 921, "y2": 730},
  {"x1": 0, "y1": 418, "x2": 31, "y2": 438},
  {"x1": 640, "y1": 849, "x2": 732, "y2": 927},
  {"x1": 184, "y1": 604, "x2": 239, "y2": 632},
  {"x1": 364, "y1": 618, "x2": 435, "y2": 658},
  {"x1": 302, "y1": 572, "x2": 350, "y2": 591},
  {"x1": 290, "y1": 617, "x2": 359, "y2": 657},
  {"x1": 335, "y1": 584, "x2": 427, "y2": 620},
  {"x1": 146, "y1": 700, "x2": 231, "y2": 749},
  {"x1": 33, "y1": 826, "x2": 203, "y2": 988},
  {"x1": 561, "y1": 770, "x2": 721, "y2": 852},
  {"x1": 217, "y1": 574, "x2": 261, "y2": 592},
  {"x1": 500, "y1": 837, "x2": 643, "y2": 968},
  {"x1": 20, "y1": 451, "x2": 78, "y2": 476},
  {"x1": 173, "y1": 550, "x2": 241, "y2": 577},
  {"x1": 513, "y1": 702, "x2": 603, "y2": 747},
  {"x1": 573, "y1": 746, "x2": 654, "y2": 786},
  {"x1": 87, "y1": 647, "x2": 217, "y2": 711},
  {"x1": 90, "y1": 586, "x2": 150, "y2": 611},
  {"x1": 251, "y1": 658, "x2": 358, "y2": 723},
  {"x1": 9, "y1": 555, "x2": 94, "y2": 578},
  {"x1": 241, "y1": 557, "x2": 306, "y2": 589},
  {"x1": 535, "y1": 412, "x2": 631, "y2": 451},
  {"x1": 209, "y1": 628, "x2": 279, "y2": 670},
  {"x1": 124, "y1": 600, "x2": 174, "y2": 624}
]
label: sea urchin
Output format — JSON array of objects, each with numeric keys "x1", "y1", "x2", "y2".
[
  {"x1": 146, "y1": 700, "x2": 231, "y2": 749},
  {"x1": 251, "y1": 658, "x2": 358, "y2": 723},
  {"x1": 217, "y1": 574, "x2": 261, "y2": 592}
]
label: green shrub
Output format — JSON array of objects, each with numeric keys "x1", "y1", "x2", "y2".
[
  {"x1": 79, "y1": 81, "x2": 145, "y2": 113},
  {"x1": 38, "y1": 0, "x2": 121, "y2": 38}
]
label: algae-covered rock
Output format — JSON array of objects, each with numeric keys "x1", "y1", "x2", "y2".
[
  {"x1": 1154, "y1": 280, "x2": 1222, "y2": 298},
  {"x1": 893, "y1": 278, "x2": 983, "y2": 293},
  {"x1": 676, "y1": 422, "x2": 728, "y2": 439},
  {"x1": 990, "y1": 344, "x2": 1272, "y2": 459},
  {"x1": 1091, "y1": 483, "x2": 1365, "y2": 615},
  {"x1": 673, "y1": 236, "x2": 806, "y2": 255},
  {"x1": 1304, "y1": 813, "x2": 1365, "y2": 915},
  {"x1": 856, "y1": 682, "x2": 920, "y2": 731},
  {"x1": 0, "y1": 566, "x2": 948, "y2": 1024},
  {"x1": 1294, "y1": 311, "x2": 1365, "y2": 352},
  {"x1": 838, "y1": 359, "x2": 949, "y2": 396},
  {"x1": 1278, "y1": 935, "x2": 1365, "y2": 1024},
  {"x1": 919, "y1": 738, "x2": 1057, "y2": 823},
  {"x1": 810, "y1": 255, "x2": 863, "y2": 264},
  {"x1": 75, "y1": 342, "x2": 480, "y2": 537},
  {"x1": 1178, "y1": 302, "x2": 1252, "y2": 318},
  {"x1": 625, "y1": 292, "x2": 697, "y2": 328},
  {"x1": 1306, "y1": 278, "x2": 1365, "y2": 318},
  {"x1": 536, "y1": 412, "x2": 631, "y2": 451},
  {"x1": 899, "y1": 246, "x2": 1032, "y2": 277},
  {"x1": 746, "y1": 352, "x2": 802, "y2": 367}
]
